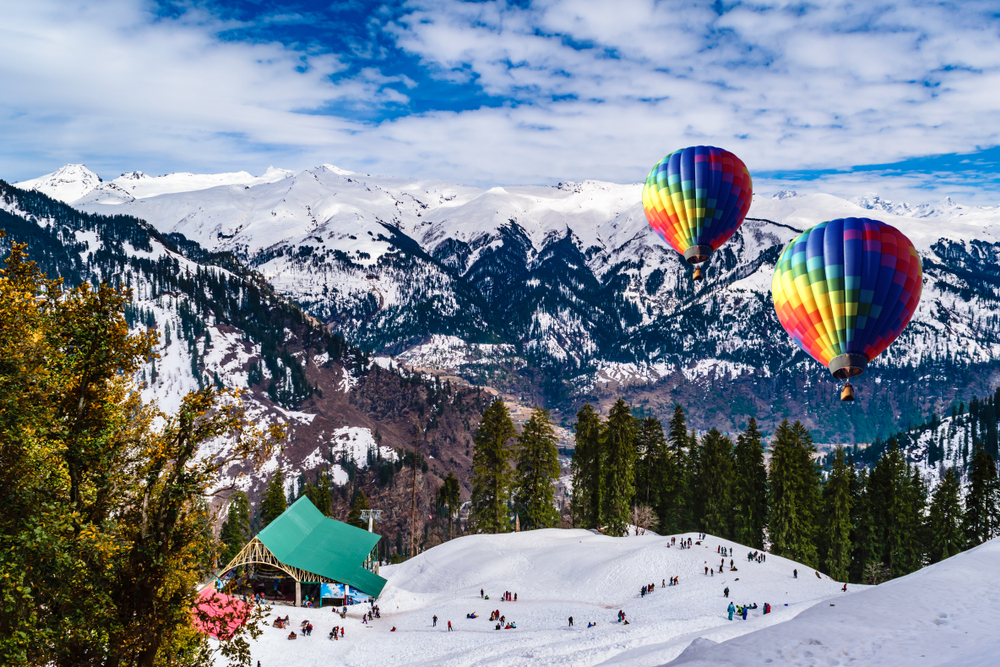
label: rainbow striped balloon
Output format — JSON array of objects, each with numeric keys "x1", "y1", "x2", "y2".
[
  {"x1": 771, "y1": 218, "x2": 922, "y2": 380},
  {"x1": 642, "y1": 146, "x2": 753, "y2": 275}
]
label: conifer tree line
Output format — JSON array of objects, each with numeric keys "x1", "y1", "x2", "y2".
[
  {"x1": 567, "y1": 401, "x2": 1000, "y2": 583},
  {"x1": 468, "y1": 399, "x2": 562, "y2": 533}
]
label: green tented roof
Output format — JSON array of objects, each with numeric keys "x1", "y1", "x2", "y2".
[{"x1": 256, "y1": 497, "x2": 387, "y2": 598}]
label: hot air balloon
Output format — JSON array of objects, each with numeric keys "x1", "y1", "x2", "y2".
[
  {"x1": 771, "y1": 218, "x2": 922, "y2": 402},
  {"x1": 642, "y1": 146, "x2": 753, "y2": 281}
]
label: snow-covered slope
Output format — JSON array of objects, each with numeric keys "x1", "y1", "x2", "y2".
[
  {"x1": 665, "y1": 536, "x2": 1000, "y2": 667},
  {"x1": 234, "y1": 530, "x2": 846, "y2": 667}
]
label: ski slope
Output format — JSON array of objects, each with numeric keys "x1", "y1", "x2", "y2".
[
  {"x1": 231, "y1": 530, "x2": 846, "y2": 667},
  {"x1": 666, "y1": 536, "x2": 1000, "y2": 666}
]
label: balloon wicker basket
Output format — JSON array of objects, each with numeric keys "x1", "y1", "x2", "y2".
[{"x1": 840, "y1": 383, "x2": 856, "y2": 402}]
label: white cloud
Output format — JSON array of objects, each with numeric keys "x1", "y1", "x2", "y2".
[{"x1": 2, "y1": 0, "x2": 1000, "y2": 205}]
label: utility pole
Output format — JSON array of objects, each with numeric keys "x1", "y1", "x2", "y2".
[{"x1": 410, "y1": 421, "x2": 420, "y2": 558}]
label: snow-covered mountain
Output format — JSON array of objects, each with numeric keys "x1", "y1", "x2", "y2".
[
  {"x1": 14, "y1": 165, "x2": 1000, "y2": 442},
  {"x1": 15, "y1": 164, "x2": 105, "y2": 204},
  {"x1": 0, "y1": 181, "x2": 491, "y2": 544}
]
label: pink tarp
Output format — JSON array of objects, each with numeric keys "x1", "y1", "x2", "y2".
[{"x1": 191, "y1": 586, "x2": 251, "y2": 640}]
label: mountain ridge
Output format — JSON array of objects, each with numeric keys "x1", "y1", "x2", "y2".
[{"x1": 14, "y1": 165, "x2": 1000, "y2": 442}]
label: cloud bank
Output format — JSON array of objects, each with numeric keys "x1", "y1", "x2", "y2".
[{"x1": 2, "y1": 0, "x2": 1000, "y2": 203}]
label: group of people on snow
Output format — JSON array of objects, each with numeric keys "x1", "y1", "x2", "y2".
[{"x1": 727, "y1": 601, "x2": 767, "y2": 620}]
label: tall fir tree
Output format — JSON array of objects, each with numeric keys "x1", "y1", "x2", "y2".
[
  {"x1": 819, "y1": 448, "x2": 853, "y2": 581},
  {"x1": 438, "y1": 472, "x2": 462, "y2": 539},
  {"x1": 218, "y1": 490, "x2": 251, "y2": 566},
  {"x1": 926, "y1": 467, "x2": 965, "y2": 563},
  {"x1": 634, "y1": 416, "x2": 663, "y2": 507},
  {"x1": 963, "y1": 447, "x2": 1000, "y2": 546},
  {"x1": 767, "y1": 420, "x2": 821, "y2": 567},
  {"x1": 603, "y1": 398, "x2": 637, "y2": 536},
  {"x1": 570, "y1": 403, "x2": 604, "y2": 529},
  {"x1": 867, "y1": 442, "x2": 926, "y2": 578},
  {"x1": 470, "y1": 399, "x2": 517, "y2": 533},
  {"x1": 348, "y1": 490, "x2": 370, "y2": 529},
  {"x1": 260, "y1": 467, "x2": 287, "y2": 528},
  {"x1": 898, "y1": 467, "x2": 928, "y2": 574},
  {"x1": 301, "y1": 470, "x2": 333, "y2": 516},
  {"x1": 513, "y1": 408, "x2": 561, "y2": 530},
  {"x1": 635, "y1": 416, "x2": 669, "y2": 532},
  {"x1": 732, "y1": 418, "x2": 768, "y2": 549},
  {"x1": 849, "y1": 464, "x2": 878, "y2": 583},
  {"x1": 659, "y1": 405, "x2": 692, "y2": 533},
  {"x1": 694, "y1": 429, "x2": 735, "y2": 539}
]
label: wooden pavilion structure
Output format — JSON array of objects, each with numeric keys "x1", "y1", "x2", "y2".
[{"x1": 216, "y1": 497, "x2": 386, "y2": 606}]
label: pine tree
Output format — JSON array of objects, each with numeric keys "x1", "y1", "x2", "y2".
[
  {"x1": 219, "y1": 490, "x2": 251, "y2": 566},
  {"x1": 603, "y1": 398, "x2": 637, "y2": 536},
  {"x1": 302, "y1": 470, "x2": 333, "y2": 516},
  {"x1": 926, "y1": 467, "x2": 964, "y2": 563},
  {"x1": 659, "y1": 405, "x2": 692, "y2": 533},
  {"x1": 438, "y1": 472, "x2": 462, "y2": 539},
  {"x1": 570, "y1": 403, "x2": 604, "y2": 529},
  {"x1": 849, "y1": 464, "x2": 877, "y2": 584},
  {"x1": 963, "y1": 447, "x2": 1000, "y2": 546},
  {"x1": 867, "y1": 441, "x2": 926, "y2": 578},
  {"x1": 260, "y1": 467, "x2": 287, "y2": 528},
  {"x1": 819, "y1": 448, "x2": 852, "y2": 581},
  {"x1": 694, "y1": 428, "x2": 735, "y2": 539},
  {"x1": 767, "y1": 419, "x2": 821, "y2": 567},
  {"x1": 513, "y1": 408, "x2": 561, "y2": 530},
  {"x1": 348, "y1": 490, "x2": 370, "y2": 529},
  {"x1": 470, "y1": 399, "x2": 516, "y2": 533},
  {"x1": 634, "y1": 416, "x2": 660, "y2": 507},
  {"x1": 732, "y1": 417, "x2": 767, "y2": 549},
  {"x1": 634, "y1": 416, "x2": 668, "y2": 532},
  {"x1": 897, "y1": 466, "x2": 928, "y2": 574}
]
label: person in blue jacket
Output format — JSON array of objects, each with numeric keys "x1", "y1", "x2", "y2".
[{"x1": 727, "y1": 602, "x2": 735, "y2": 621}]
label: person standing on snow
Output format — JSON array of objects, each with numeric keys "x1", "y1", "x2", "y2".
[
  {"x1": 569, "y1": 616, "x2": 573, "y2": 627},
  {"x1": 727, "y1": 602, "x2": 735, "y2": 621},
  {"x1": 793, "y1": 569, "x2": 798, "y2": 579},
  {"x1": 724, "y1": 587, "x2": 729, "y2": 598},
  {"x1": 448, "y1": 621, "x2": 453, "y2": 631},
  {"x1": 433, "y1": 615, "x2": 437, "y2": 627}
]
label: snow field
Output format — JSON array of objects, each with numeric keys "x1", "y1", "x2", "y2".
[
  {"x1": 665, "y1": 536, "x2": 1000, "y2": 666},
  {"x1": 232, "y1": 530, "x2": 845, "y2": 667}
]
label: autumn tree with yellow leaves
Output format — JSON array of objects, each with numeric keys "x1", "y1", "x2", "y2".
[{"x1": 0, "y1": 237, "x2": 283, "y2": 667}]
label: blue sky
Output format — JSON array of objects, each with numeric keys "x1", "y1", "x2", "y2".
[{"x1": 3, "y1": 0, "x2": 1000, "y2": 203}]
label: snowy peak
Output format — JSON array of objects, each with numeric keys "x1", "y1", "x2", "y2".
[
  {"x1": 104, "y1": 168, "x2": 294, "y2": 199},
  {"x1": 849, "y1": 193, "x2": 978, "y2": 219},
  {"x1": 14, "y1": 164, "x2": 103, "y2": 204}
]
